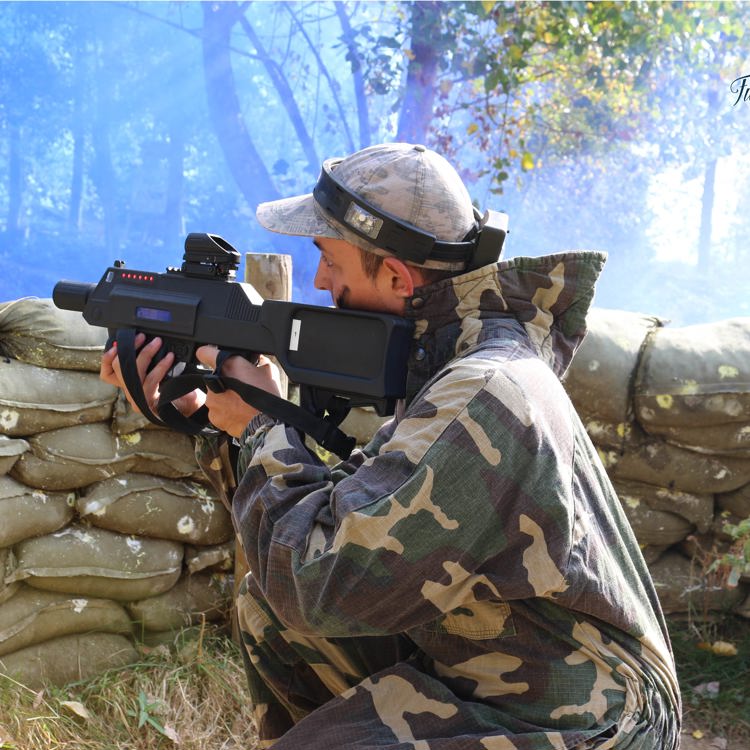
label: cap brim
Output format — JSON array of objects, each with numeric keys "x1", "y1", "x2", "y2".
[{"x1": 256, "y1": 194, "x2": 343, "y2": 240}]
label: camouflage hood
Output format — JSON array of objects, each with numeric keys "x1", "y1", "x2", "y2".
[{"x1": 402, "y1": 251, "x2": 607, "y2": 403}]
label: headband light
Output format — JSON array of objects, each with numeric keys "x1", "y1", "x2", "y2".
[
  {"x1": 312, "y1": 158, "x2": 507, "y2": 269},
  {"x1": 344, "y1": 202, "x2": 383, "y2": 241}
]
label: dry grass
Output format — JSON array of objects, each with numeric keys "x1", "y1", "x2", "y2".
[
  {"x1": 2, "y1": 616, "x2": 748, "y2": 749},
  {"x1": 0, "y1": 625, "x2": 260, "y2": 750},
  {"x1": 669, "y1": 614, "x2": 750, "y2": 746}
]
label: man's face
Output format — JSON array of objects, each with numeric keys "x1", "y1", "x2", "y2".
[{"x1": 313, "y1": 237, "x2": 408, "y2": 315}]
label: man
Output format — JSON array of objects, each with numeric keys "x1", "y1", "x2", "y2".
[{"x1": 102, "y1": 143, "x2": 681, "y2": 749}]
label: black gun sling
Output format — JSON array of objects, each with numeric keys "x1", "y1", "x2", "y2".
[{"x1": 115, "y1": 330, "x2": 357, "y2": 459}]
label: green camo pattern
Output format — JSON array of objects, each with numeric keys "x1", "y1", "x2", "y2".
[{"x1": 211, "y1": 251, "x2": 681, "y2": 749}]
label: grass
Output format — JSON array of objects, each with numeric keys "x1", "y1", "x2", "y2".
[
  {"x1": 0, "y1": 624, "x2": 260, "y2": 750},
  {"x1": 668, "y1": 613, "x2": 750, "y2": 745},
  {"x1": 1, "y1": 616, "x2": 748, "y2": 749}
]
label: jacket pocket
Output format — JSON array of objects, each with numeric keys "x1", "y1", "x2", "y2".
[{"x1": 422, "y1": 599, "x2": 516, "y2": 640}]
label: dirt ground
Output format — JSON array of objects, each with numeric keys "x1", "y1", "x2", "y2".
[{"x1": 680, "y1": 721, "x2": 746, "y2": 750}]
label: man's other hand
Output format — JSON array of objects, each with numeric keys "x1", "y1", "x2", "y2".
[{"x1": 196, "y1": 346, "x2": 282, "y2": 438}]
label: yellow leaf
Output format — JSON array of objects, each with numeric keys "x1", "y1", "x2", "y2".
[
  {"x1": 60, "y1": 701, "x2": 91, "y2": 721},
  {"x1": 467, "y1": 123, "x2": 478, "y2": 136},
  {"x1": 711, "y1": 641, "x2": 738, "y2": 657},
  {"x1": 481, "y1": 1, "x2": 496, "y2": 13},
  {"x1": 404, "y1": 48, "x2": 415, "y2": 61},
  {"x1": 692, "y1": 730, "x2": 704, "y2": 739},
  {"x1": 162, "y1": 724, "x2": 180, "y2": 744},
  {"x1": 521, "y1": 152, "x2": 534, "y2": 171}
]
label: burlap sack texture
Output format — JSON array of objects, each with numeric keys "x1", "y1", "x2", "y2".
[
  {"x1": 0, "y1": 435, "x2": 28, "y2": 474},
  {"x1": 563, "y1": 308, "x2": 750, "y2": 617},
  {"x1": 0, "y1": 298, "x2": 107, "y2": 372},
  {"x1": 0, "y1": 298, "x2": 235, "y2": 688}
]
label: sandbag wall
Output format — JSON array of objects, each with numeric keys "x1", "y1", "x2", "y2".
[
  {"x1": 563, "y1": 309, "x2": 750, "y2": 620},
  {"x1": 0, "y1": 298, "x2": 235, "y2": 688}
]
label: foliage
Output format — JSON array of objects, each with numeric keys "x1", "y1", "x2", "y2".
[
  {"x1": 0, "y1": 1, "x2": 748, "y2": 319},
  {"x1": 0, "y1": 626, "x2": 259, "y2": 750},
  {"x1": 709, "y1": 518, "x2": 750, "y2": 590},
  {"x1": 668, "y1": 614, "x2": 750, "y2": 745}
]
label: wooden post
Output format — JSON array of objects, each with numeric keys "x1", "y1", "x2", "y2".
[
  {"x1": 245, "y1": 253, "x2": 292, "y2": 400},
  {"x1": 231, "y1": 252, "x2": 292, "y2": 642}
]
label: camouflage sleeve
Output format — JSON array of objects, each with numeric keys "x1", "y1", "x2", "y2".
[{"x1": 232, "y1": 346, "x2": 576, "y2": 637}]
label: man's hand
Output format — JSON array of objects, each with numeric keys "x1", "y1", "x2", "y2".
[
  {"x1": 100, "y1": 333, "x2": 205, "y2": 417},
  {"x1": 195, "y1": 346, "x2": 282, "y2": 438}
]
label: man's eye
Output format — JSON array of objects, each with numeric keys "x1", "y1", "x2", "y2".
[{"x1": 323, "y1": 256, "x2": 334, "y2": 268}]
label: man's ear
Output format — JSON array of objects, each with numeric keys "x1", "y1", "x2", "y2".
[{"x1": 382, "y1": 256, "x2": 419, "y2": 298}]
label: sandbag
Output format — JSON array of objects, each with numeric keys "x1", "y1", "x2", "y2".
[
  {"x1": 185, "y1": 542, "x2": 234, "y2": 574},
  {"x1": 10, "y1": 423, "x2": 135, "y2": 490},
  {"x1": 612, "y1": 478, "x2": 714, "y2": 533},
  {"x1": 0, "y1": 475, "x2": 74, "y2": 547},
  {"x1": 9, "y1": 524, "x2": 183, "y2": 601},
  {"x1": 340, "y1": 407, "x2": 390, "y2": 447},
  {"x1": 716, "y1": 482, "x2": 750, "y2": 518},
  {"x1": 118, "y1": 430, "x2": 201, "y2": 478},
  {"x1": 0, "y1": 632, "x2": 137, "y2": 689},
  {"x1": 78, "y1": 474, "x2": 233, "y2": 545},
  {"x1": 612, "y1": 480, "x2": 695, "y2": 546},
  {"x1": 0, "y1": 548, "x2": 19, "y2": 605},
  {"x1": 635, "y1": 318, "x2": 750, "y2": 454},
  {"x1": 580, "y1": 419, "x2": 634, "y2": 452},
  {"x1": 639, "y1": 544, "x2": 671, "y2": 565},
  {"x1": 111, "y1": 392, "x2": 159, "y2": 435},
  {"x1": 126, "y1": 572, "x2": 232, "y2": 633},
  {"x1": 0, "y1": 435, "x2": 28, "y2": 475},
  {"x1": 599, "y1": 427, "x2": 750, "y2": 494},
  {"x1": 0, "y1": 297, "x2": 107, "y2": 372},
  {"x1": 564, "y1": 308, "x2": 663, "y2": 424},
  {"x1": 0, "y1": 586, "x2": 132, "y2": 657},
  {"x1": 0, "y1": 358, "x2": 116, "y2": 436},
  {"x1": 648, "y1": 551, "x2": 747, "y2": 615}
]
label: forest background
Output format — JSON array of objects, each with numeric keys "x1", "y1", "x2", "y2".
[{"x1": 1, "y1": 0, "x2": 748, "y2": 325}]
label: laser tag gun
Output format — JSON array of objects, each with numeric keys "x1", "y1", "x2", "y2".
[{"x1": 52, "y1": 233, "x2": 415, "y2": 459}]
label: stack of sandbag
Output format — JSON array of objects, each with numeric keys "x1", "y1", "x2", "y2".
[
  {"x1": 564, "y1": 309, "x2": 750, "y2": 618},
  {"x1": 0, "y1": 298, "x2": 235, "y2": 688}
]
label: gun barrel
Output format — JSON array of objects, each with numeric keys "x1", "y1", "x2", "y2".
[{"x1": 53, "y1": 281, "x2": 95, "y2": 312}]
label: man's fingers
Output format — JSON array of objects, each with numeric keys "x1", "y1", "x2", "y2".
[
  {"x1": 196, "y1": 345, "x2": 220, "y2": 370},
  {"x1": 136, "y1": 337, "x2": 164, "y2": 380}
]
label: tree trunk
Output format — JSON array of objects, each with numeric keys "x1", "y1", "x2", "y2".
[
  {"x1": 6, "y1": 119, "x2": 23, "y2": 240},
  {"x1": 335, "y1": 2, "x2": 370, "y2": 149},
  {"x1": 68, "y1": 48, "x2": 85, "y2": 233},
  {"x1": 163, "y1": 125, "x2": 185, "y2": 247},
  {"x1": 286, "y1": 4, "x2": 355, "y2": 154},
  {"x1": 698, "y1": 157, "x2": 716, "y2": 273},
  {"x1": 201, "y1": 3, "x2": 279, "y2": 208},
  {"x1": 237, "y1": 10, "x2": 319, "y2": 176},
  {"x1": 396, "y1": 1, "x2": 442, "y2": 144},
  {"x1": 91, "y1": 46, "x2": 120, "y2": 256}
]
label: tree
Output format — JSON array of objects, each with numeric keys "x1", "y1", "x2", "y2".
[{"x1": 641, "y1": 1, "x2": 750, "y2": 272}]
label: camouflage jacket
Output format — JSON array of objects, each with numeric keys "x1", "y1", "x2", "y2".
[{"x1": 210, "y1": 252, "x2": 681, "y2": 745}]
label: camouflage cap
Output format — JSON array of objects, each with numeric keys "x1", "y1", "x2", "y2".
[{"x1": 256, "y1": 143, "x2": 477, "y2": 270}]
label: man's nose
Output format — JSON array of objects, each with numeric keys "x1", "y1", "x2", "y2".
[{"x1": 313, "y1": 259, "x2": 330, "y2": 291}]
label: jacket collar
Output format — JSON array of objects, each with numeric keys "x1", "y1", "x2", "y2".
[{"x1": 401, "y1": 251, "x2": 606, "y2": 403}]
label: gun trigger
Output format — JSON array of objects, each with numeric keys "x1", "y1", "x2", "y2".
[{"x1": 204, "y1": 374, "x2": 226, "y2": 394}]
